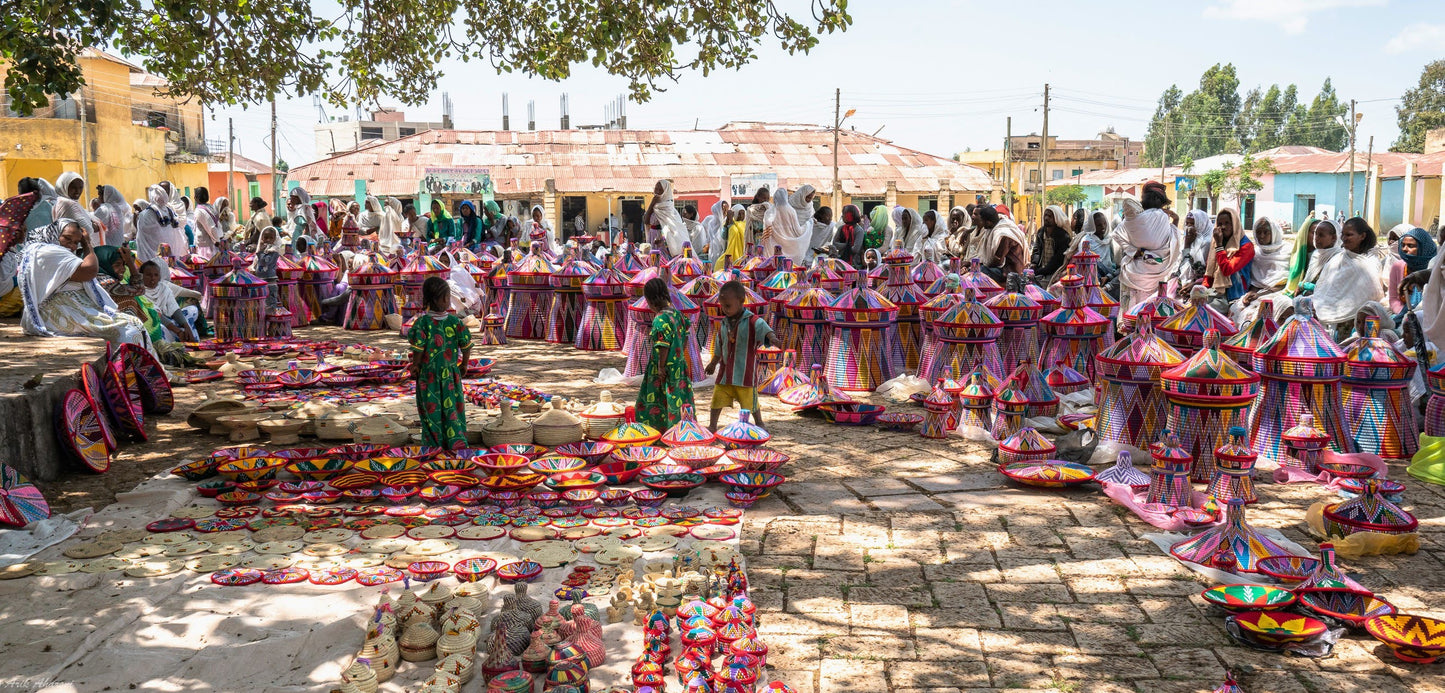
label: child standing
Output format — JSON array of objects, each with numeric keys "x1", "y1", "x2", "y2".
[
  {"x1": 636, "y1": 277, "x2": 694, "y2": 430},
  {"x1": 409, "y1": 276, "x2": 473, "y2": 448},
  {"x1": 705, "y1": 280, "x2": 774, "y2": 432}
]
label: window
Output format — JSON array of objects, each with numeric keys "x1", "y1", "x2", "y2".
[
  {"x1": 1026, "y1": 142, "x2": 1040, "y2": 150},
  {"x1": 1028, "y1": 170, "x2": 1040, "y2": 183},
  {"x1": 1052, "y1": 170, "x2": 1064, "y2": 180},
  {"x1": 359, "y1": 126, "x2": 384, "y2": 140},
  {"x1": 398, "y1": 127, "x2": 416, "y2": 137},
  {"x1": 1241, "y1": 195, "x2": 1256, "y2": 231}
]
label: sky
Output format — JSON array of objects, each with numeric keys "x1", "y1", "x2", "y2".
[{"x1": 207, "y1": 0, "x2": 1439, "y2": 168}]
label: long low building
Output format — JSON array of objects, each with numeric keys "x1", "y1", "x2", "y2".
[{"x1": 287, "y1": 122, "x2": 997, "y2": 238}]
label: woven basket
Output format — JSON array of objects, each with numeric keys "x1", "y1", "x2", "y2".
[
  {"x1": 579, "y1": 390, "x2": 628, "y2": 440},
  {"x1": 532, "y1": 397, "x2": 584, "y2": 446},
  {"x1": 398, "y1": 623, "x2": 438, "y2": 662},
  {"x1": 317, "y1": 411, "x2": 365, "y2": 440},
  {"x1": 481, "y1": 404, "x2": 533, "y2": 447},
  {"x1": 353, "y1": 417, "x2": 410, "y2": 446},
  {"x1": 357, "y1": 637, "x2": 398, "y2": 682}
]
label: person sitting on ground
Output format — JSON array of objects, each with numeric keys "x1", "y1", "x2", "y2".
[
  {"x1": 139, "y1": 260, "x2": 198, "y2": 343},
  {"x1": 705, "y1": 280, "x2": 775, "y2": 432},
  {"x1": 19, "y1": 218, "x2": 157, "y2": 356}
]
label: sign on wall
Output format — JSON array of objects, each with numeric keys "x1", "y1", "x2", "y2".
[
  {"x1": 421, "y1": 167, "x2": 494, "y2": 196},
  {"x1": 729, "y1": 173, "x2": 778, "y2": 200}
]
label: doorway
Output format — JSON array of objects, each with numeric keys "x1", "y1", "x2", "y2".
[
  {"x1": 561, "y1": 196, "x2": 586, "y2": 240},
  {"x1": 1294, "y1": 194, "x2": 1316, "y2": 231},
  {"x1": 620, "y1": 199, "x2": 645, "y2": 242}
]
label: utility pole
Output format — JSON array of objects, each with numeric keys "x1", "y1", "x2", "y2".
[
  {"x1": 77, "y1": 87, "x2": 90, "y2": 190},
  {"x1": 833, "y1": 88, "x2": 841, "y2": 213},
  {"x1": 271, "y1": 99, "x2": 280, "y2": 212},
  {"x1": 228, "y1": 118, "x2": 235, "y2": 214},
  {"x1": 1161, "y1": 123, "x2": 1170, "y2": 185},
  {"x1": 1363, "y1": 135, "x2": 1374, "y2": 218},
  {"x1": 1004, "y1": 117, "x2": 1012, "y2": 207},
  {"x1": 1347, "y1": 98, "x2": 1358, "y2": 216},
  {"x1": 1039, "y1": 84, "x2": 1049, "y2": 222}
]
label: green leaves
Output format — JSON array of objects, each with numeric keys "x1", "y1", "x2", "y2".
[
  {"x1": 1393, "y1": 60, "x2": 1445, "y2": 153},
  {"x1": 2, "y1": 0, "x2": 851, "y2": 112}
]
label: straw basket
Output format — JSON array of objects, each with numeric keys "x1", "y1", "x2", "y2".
[
  {"x1": 532, "y1": 398, "x2": 584, "y2": 446},
  {"x1": 481, "y1": 404, "x2": 533, "y2": 447},
  {"x1": 353, "y1": 417, "x2": 410, "y2": 446},
  {"x1": 579, "y1": 390, "x2": 628, "y2": 439},
  {"x1": 398, "y1": 622, "x2": 438, "y2": 662}
]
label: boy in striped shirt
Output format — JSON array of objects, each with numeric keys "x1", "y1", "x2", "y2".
[{"x1": 705, "y1": 280, "x2": 775, "y2": 432}]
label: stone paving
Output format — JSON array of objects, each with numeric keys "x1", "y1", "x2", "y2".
[
  {"x1": 32, "y1": 332, "x2": 1445, "y2": 692},
  {"x1": 741, "y1": 401, "x2": 1445, "y2": 693}
]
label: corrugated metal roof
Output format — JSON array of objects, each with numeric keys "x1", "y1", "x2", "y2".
[
  {"x1": 1378, "y1": 151, "x2": 1445, "y2": 178},
  {"x1": 288, "y1": 123, "x2": 995, "y2": 197},
  {"x1": 207, "y1": 153, "x2": 276, "y2": 175}
]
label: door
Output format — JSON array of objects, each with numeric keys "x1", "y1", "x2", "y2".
[
  {"x1": 1241, "y1": 195, "x2": 1256, "y2": 232},
  {"x1": 1293, "y1": 195, "x2": 1315, "y2": 231},
  {"x1": 620, "y1": 199, "x2": 645, "y2": 242},
  {"x1": 561, "y1": 196, "x2": 586, "y2": 240}
]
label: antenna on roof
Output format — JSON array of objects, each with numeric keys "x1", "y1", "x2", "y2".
[
  {"x1": 441, "y1": 92, "x2": 453, "y2": 129},
  {"x1": 560, "y1": 94, "x2": 570, "y2": 130},
  {"x1": 527, "y1": 100, "x2": 535, "y2": 131},
  {"x1": 617, "y1": 95, "x2": 627, "y2": 129},
  {"x1": 502, "y1": 93, "x2": 510, "y2": 131},
  {"x1": 312, "y1": 95, "x2": 330, "y2": 123}
]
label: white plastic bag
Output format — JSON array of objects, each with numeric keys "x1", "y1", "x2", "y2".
[
  {"x1": 594, "y1": 368, "x2": 639, "y2": 386},
  {"x1": 876, "y1": 374, "x2": 930, "y2": 402}
]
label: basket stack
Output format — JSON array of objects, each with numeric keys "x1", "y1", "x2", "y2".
[
  {"x1": 579, "y1": 391, "x2": 627, "y2": 439},
  {"x1": 211, "y1": 268, "x2": 269, "y2": 341}
]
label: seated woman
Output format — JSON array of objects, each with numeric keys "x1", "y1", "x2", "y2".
[
  {"x1": 19, "y1": 219, "x2": 155, "y2": 354},
  {"x1": 1231, "y1": 216, "x2": 1290, "y2": 323},
  {"x1": 1305, "y1": 217, "x2": 1393, "y2": 339},
  {"x1": 139, "y1": 260, "x2": 199, "y2": 342}
]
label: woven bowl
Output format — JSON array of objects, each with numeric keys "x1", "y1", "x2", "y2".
[
  {"x1": 216, "y1": 457, "x2": 285, "y2": 483},
  {"x1": 727, "y1": 448, "x2": 790, "y2": 472},
  {"x1": 667, "y1": 445, "x2": 726, "y2": 469},
  {"x1": 1200, "y1": 584, "x2": 1297, "y2": 613}
]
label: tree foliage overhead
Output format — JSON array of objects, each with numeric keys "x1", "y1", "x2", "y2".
[
  {"x1": 1193, "y1": 154, "x2": 1278, "y2": 209},
  {"x1": 2, "y1": 0, "x2": 852, "y2": 113},
  {"x1": 1142, "y1": 64, "x2": 1348, "y2": 166},
  {"x1": 1393, "y1": 59, "x2": 1445, "y2": 153}
]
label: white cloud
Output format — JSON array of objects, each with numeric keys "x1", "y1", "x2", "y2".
[
  {"x1": 1386, "y1": 23, "x2": 1445, "y2": 54},
  {"x1": 1203, "y1": 0, "x2": 1386, "y2": 35}
]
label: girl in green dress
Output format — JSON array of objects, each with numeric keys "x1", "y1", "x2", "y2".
[
  {"x1": 635, "y1": 277, "x2": 694, "y2": 430},
  {"x1": 409, "y1": 277, "x2": 472, "y2": 448}
]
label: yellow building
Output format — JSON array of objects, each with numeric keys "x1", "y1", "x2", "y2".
[
  {"x1": 0, "y1": 48, "x2": 209, "y2": 203},
  {"x1": 958, "y1": 132, "x2": 1142, "y2": 225}
]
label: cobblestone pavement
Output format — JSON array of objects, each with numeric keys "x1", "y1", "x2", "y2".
[{"x1": 34, "y1": 332, "x2": 1445, "y2": 691}]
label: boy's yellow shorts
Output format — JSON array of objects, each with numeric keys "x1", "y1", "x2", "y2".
[{"x1": 711, "y1": 384, "x2": 759, "y2": 411}]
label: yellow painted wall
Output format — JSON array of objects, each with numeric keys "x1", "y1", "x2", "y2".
[{"x1": 0, "y1": 52, "x2": 206, "y2": 202}]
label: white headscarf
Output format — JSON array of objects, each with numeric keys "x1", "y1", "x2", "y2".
[
  {"x1": 1302, "y1": 219, "x2": 1344, "y2": 285},
  {"x1": 980, "y1": 212, "x2": 1030, "y2": 269},
  {"x1": 701, "y1": 200, "x2": 726, "y2": 261},
  {"x1": 921, "y1": 209, "x2": 949, "y2": 260},
  {"x1": 94, "y1": 185, "x2": 131, "y2": 247},
  {"x1": 1249, "y1": 216, "x2": 1290, "y2": 289},
  {"x1": 763, "y1": 187, "x2": 809, "y2": 263},
  {"x1": 1308, "y1": 220, "x2": 1389, "y2": 325},
  {"x1": 54, "y1": 172, "x2": 84, "y2": 201},
  {"x1": 1182, "y1": 209, "x2": 1214, "y2": 278},
  {"x1": 650, "y1": 181, "x2": 687, "y2": 256},
  {"x1": 19, "y1": 219, "x2": 119, "y2": 337},
  {"x1": 790, "y1": 185, "x2": 816, "y2": 230},
  {"x1": 890, "y1": 206, "x2": 927, "y2": 257},
  {"x1": 524, "y1": 204, "x2": 559, "y2": 255},
  {"x1": 358, "y1": 196, "x2": 383, "y2": 231},
  {"x1": 378, "y1": 197, "x2": 403, "y2": 255}
]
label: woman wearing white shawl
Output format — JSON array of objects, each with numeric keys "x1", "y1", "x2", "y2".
[
  {"x1": 18, "y1": 218, "x2": 154, "y2": 353},
  {"x1": 789, "y1": 185, "x2": 817, "y2": 236},
  {"x1": 918, "y1": 209, "x2": 948, "y2": 261},
  {"x1": 378, "y1": 198, "x2": 404, "y2": 255},
  {"x1": 974, "y1": 205, "x2": 1030, "y2": 281},
  {"x1": 700, "y1": 201, "x2": 726, "y2": 262},
  {"x1": 1176, "y1": 209, "x2": 1213, "y2": 286},
  {"x1": 1306, "y1": 218, "x2": 1391, "y2": 333},
  {"x1": 890, "y1": 206, "x2": 927, "y2": 257},
  {"x1": 762, "y1": 187, "x2": 809, "y2": 263},
  {"x1": 1110, "y1": 183, "x2": 1181, "y2": 315},
  {"x1": 683, "y1": 206, "x2": 707, "y2": 257},
  {"x1": 1248, "y1": 217, "x2": 1290, "y2": 290},
  {"x1": 806, "y1": 206, "x2": 836, "y2": 263},
  {"x1": 134, "y1": 185, "x2": 179, "y2": 265},
  {"x1": 192, "y1": 187, "x2": 221, "y2": 258},
  {"x1": 287, "y1": 187, "x2": 316, "y2": 241},
  {"x1": 643, "y1": 180, "x2": 687, "y2": 257},
  {"x1": 523, "y1": 204, "x2": 560, "y2": 255},
  {"x1": 53, "y1": 197, "x2": 98, "y2": 248},
  {"x1": 93, "y1": 185, "x2": 131, "y2": 248}
]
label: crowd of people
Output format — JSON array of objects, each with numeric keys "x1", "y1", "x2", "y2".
[{"x1": 1, "y1": 173, "x2": 1443, "y2": 394}]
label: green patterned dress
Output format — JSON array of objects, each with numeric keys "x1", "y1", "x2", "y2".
[
  {"x1": 408, "y1": 312, "x2": 472, "y2": 448},
  {"x1": 636, "y1": 308, "x2": 693, "y2": 430}
]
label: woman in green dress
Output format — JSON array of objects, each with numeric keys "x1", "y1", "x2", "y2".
[
  {"x1": 636, "y1": 277, "x2": 694, "y2": 430},
  {"x1": 408, "y1": 277, "x2": 472, "y2": 448}
]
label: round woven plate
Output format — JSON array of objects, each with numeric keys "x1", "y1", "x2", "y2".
[
  {"x1": 411, "y1": 538, "x2": 460, "y2": 556},
  {"x1": 262, "y1": 567, "x2": 310, "y2": 584},
  {"x1": 64, "y1": 541, "x2": 122, "y2": 559},
  {"x1": 355, "y1": 566, "x2": 405, "y2": 586},
  {"x1": 34, "y1": 560, "x2": 85, "y2": 576},
  {"x1": 253, "y1": 540, "x2": 304, "y2": 555},
  {"x1": 79, "y1": 558, "x2": 132, "y2": 573},
  {"x1": 125, "y1": 559, "x2": 186, "y2": 578},
  {"x1": 455, "y1": 525, "x2": 507, "y2": 541},
  {"x1": 241, "y1": 555, "x2": 295, "y2": 570},
  {"x1": 56, "y1": 389, "x2": 111, "y2": 473},
  {"x1": 309, "y1": 567, "x2": 358, "y2": 585},
  {"x1": 211, "y1": 567, "x2": 264, "y2": 586},
  {"x1": 187, "y1": 555, "x2": 241, "y2": 573}
]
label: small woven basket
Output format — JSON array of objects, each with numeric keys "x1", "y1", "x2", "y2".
[
  {"x1": 481, "y1": 404, "x2": 533, "y2": 447},
  {"x1": 532, "y1": 397, "x2": 584, "y2": 446},
  {"x1": 579, "y1": 390, "x2": 627, "y2": 440}
]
